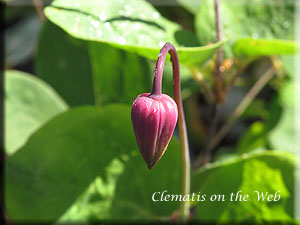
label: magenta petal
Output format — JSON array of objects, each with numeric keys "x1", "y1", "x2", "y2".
[{"x1": 131, "y1": 93, "x2": 178, "y2": 169}]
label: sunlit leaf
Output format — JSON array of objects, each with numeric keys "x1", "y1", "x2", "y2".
[
  {"x1": 191, "y1": 151, "x2": 295, "y2": 222},
  {"x1": 268, "y1": 81, "x2": 296, "y2": 152},
  {"x1": 195, "y1": 0, "x2": 294, "y2": 57},
  {"x1": 233, "y1": 38, "x2": 299, "y2": 57},
  {"x1": 44, "y1": 0, "x2": 224, "y2": 65},
  {"x1": 236, "y1": 122, "x2": 266, "y2": 155}
]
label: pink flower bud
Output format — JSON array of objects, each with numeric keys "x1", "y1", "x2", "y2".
[{"x1": 131, "y1": 93, "x2": 178, "y2": 169}]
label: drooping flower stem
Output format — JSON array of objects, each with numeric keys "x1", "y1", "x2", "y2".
[{"x1": 152, "y1": 42, "x2": 191, "y2": 219}]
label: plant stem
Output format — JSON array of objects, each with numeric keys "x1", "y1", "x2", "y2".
[
  {"x1": 215, "y1": 0, "x2": 221, "y2": 44},
  {"x1": 152, "y1": 42, "x2": 191, "y2": 220},
  {"x1": 195, "y1": 0, "x2": 223, "y2": 168},
  {"x1": 32, "y1": 0, "x2": 45, "y2": 22},
  {"x1": 214, "y1": 0, "x2": 224, "y2": 103}
]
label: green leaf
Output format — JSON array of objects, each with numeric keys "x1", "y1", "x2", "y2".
[
  {"x1": 6, "y1": 104, "x2": 181, "y2": 223},
  {"x1": 268, "y1": 81, "x2": 296, "y2": 152},
  {"x1": 60, "y1": 138, "x2": 181, "y2": 222},
  {"x1": 35, "y1": 20, "x2": 95, "y2": 107},
  {"x1": 88, "y1": 42, "x2": 152, "y2": 105},
  {"x1": 233, "y1": 38, "x2": 299, "y2": 57},
  {"x1": 58, "y1": 159, "x2": 123, "y2": 222},
  {"x1": 36, "y1": 21, "x2": 153, "y2": 107},
  {"x1": 44, "y1": 0, "x2": 224, "y2": 65},
  {"x1": 191, "y1": 151, "x2": 295, "y2": 222},
  {"x1": 109, "y1": 138, "x2": 181, "y2": 220},
  {"x1": 5, "y1": 70, "x2": 68, "y2": 155},
  {"x1": 280, "y1": 55, "x2": 295, "y2": 77},
  {"x1": 236, "y1": 122, "x2": 266, "y2": 155},
  {"x1": 195, "y1": 0, "x2": 294, "y2": 57}
]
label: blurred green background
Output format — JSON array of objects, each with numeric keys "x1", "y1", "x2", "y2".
[{"x1": 3, "y1": 0, "x2": 299, "y2": 223}]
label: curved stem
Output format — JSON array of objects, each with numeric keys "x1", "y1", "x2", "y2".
[{"x1": 152, "y1": 42, "x2": 191, "y2": 220}]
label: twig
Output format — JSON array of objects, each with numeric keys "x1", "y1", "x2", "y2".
[
  {"x1": 32, "y1": 0, "x2": 45, "y2": 22},
  {"x1": 215, "y1": 0, "x2": 222, "y2": 71},
  {"x1": 193, "y1": 65, "x2": 276, "y2": 169},
  {"x1": 195, "y1": 0, "x2": 223, "y2": 167},
  {"x1": 214, "y1": 0, "x2": 224, "y2": 103}
]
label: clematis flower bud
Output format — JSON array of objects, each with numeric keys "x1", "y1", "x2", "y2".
[
  {"x1": 131, "y1": 42, "x2": 190, "y2": 218},
  {"x1": 131, "y1": 93, "x2": 178, "y2": 169}
]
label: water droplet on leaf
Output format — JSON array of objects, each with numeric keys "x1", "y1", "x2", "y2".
[
  {"x1": 91, "y1": 20, "x2": 100, "y2": 28},
  {"x1": 283, "y1": 21, "x2": 290, "y2": 28},
  {"x1": 118, "y1": 36, "x2": 126, "y2": 45},
  {"x1": 97, "y1": 30, "x2": 103, "y2": 36},
  {"x1": 99, "y1": 14, "x2": 106, "y2": 22},
  {"x1": 73, "y1": 27, "x2": 78, "y2": 33},
  {"x1": 152, "y1": 12, "x2": 159, "y2": 19},
  {"x1": 125, "y1": 4, "x2": 131, "y2": 11},
  {"x1": 252, "y1": 33, "x2": 259, "y2": 39}
]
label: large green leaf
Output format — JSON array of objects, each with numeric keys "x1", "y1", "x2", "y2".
[
  {"x1": 195, "y1": 0, "x2": 294, "y2": 57},
  {"x1": 36, "y1": 20, "x2": 153, "y2": 107},
  {"x1": 88, "y1": 42, "x2": 152, "y2": 105},
  {"x1": 44, "y1": 0, "x2": 224, "y2": 65},
  {"x1": 59, "y1": 139, "x2": 182, "y2": 222},
  {"x1": 233, "y1": 38, "x2": 299, "y2": 57},
  {"x1": 5, "y1": 105, "x2": 181, "y2": 223},
  {"x1": 5, "y1": 70, "x2": 68, "y2": 155},
  {"x1": 191, "y1": 151, "x2": 295, "y2": 222},
  {"x1": 109, "y1": 138, "x2": 181, "y2": 220},
  {"x1": 58, "y1": 159, "x2": 123, "y2": 222},
  {"x1": 35, "y1": 20, "x2": 95, "y2": 107}
]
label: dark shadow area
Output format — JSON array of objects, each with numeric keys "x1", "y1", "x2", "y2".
[{"x1": 174, "y1": 29, "x2": 200, "y2": 47}]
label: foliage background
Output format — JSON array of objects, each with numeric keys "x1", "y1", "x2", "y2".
[{"x1": 3, "y1": 0, "x2": 299, "y2": 223}]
